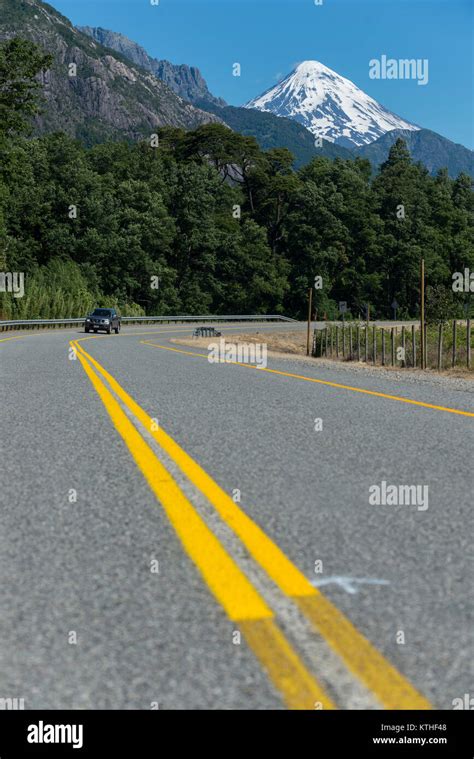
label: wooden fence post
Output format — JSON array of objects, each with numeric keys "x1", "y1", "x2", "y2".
[
  {"x1": 306, "y1": 287, "x2": 312, "y2": 356},
  {"x1": 336, "y1": 326, "x2": 339, "y2": 358},
  {"x1": 401, "y1": 326, "x2": 406, "y2": 367},
  {"x1": 420, "y1": 258, "x2": 425, "y2": 369},
  {"x1": 373, "y1": 325, "x2": 377, "y2": 365},
  {"x1": 357, "y1": 326, "x2": 360, "y2": 362},
  {"x1": 381, "y1": 329, "x2": 385, "y2": 366},
  {"x1": 437, "y1": 323, "x2": 443, "y2": 371},
  {"x1": 467, "y1": 319, "x2": 471, "y2": 369},
  {"x1": 365, "y1": 325, "x2": 368, "y2": 362},
  {"x1": 391, "y1": 327, "x2": 395, "y2": 366},
  {"x1": 412, "y1": 324, "x2": 416, "y2": 368},
  {"x1": 452, "y1": 320, "x2": 457, "y2": 368},
  {"x1": 342, "y1": 325, "x2": 346, "y2": 358},
  {"x1": 349, "y1": 326, "x2": 353, "y2": 360},
  {"x1": 424, "y1": 323, "x2": 428, "y2": 369}
]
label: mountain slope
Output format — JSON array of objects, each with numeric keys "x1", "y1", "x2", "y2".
[
  {"x1": 79, "y1": 26, "x2": 226, "y2": 108},
  {"x1": 196, "y1": 101, "x2": 352, "y2": 167},
  {"x1": 355, "y1": 128, "x2": 474, "y2": 178},
  {"x1": 0, "y1": 0, "x2": 221, "y2": 144},
  {"x1": 245, "y1": 61, "x2": 419, "y2": 148},
  {"x1": 76, "y1": 26, "x2": 351, "y2": 167}
]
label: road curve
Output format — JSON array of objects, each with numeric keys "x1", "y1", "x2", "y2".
[{"x1": 0, "y1": 324, "x2": 472, "y2": 709}]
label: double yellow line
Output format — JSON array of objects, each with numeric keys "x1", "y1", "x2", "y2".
[{"x1": 72, "y1": 338, "x2": 432, "y2": 710}]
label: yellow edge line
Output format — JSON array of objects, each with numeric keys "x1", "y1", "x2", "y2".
[
  {"x1": 140, "y1": 341, "x2": 474, "y2": 418},
  {"x1": 74, "y1": 340, "x2": 432, "y2": 710},
  {"x1": 73, "y1": 343, "x2": 335, "y2": 710}
]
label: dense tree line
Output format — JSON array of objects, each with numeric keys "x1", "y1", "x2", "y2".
[{"x1": 1, "y1": 39, "x2": 472, "y2": 321}]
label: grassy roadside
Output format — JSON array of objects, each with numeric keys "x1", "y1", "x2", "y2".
[{"x1": 172, "y1": 324, "x2": 473, "y2": 379}]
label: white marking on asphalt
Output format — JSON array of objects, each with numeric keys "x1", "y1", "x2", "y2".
[{"x1": 312, "y1": 577, "x2": 390, "y2": 594}]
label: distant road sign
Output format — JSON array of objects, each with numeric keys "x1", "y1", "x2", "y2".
[{"x1": 339, "y1": 301, "x2": 347, "y2": 314}]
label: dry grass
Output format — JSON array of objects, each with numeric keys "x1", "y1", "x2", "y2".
[
  {"x1": 173, "y1": 330, "x2": 308, "y2": 353},
  {"x1": 172, "y1": 329, "x2": 473, "y2": 380}
]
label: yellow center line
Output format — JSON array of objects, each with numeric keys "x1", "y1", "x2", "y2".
[
  {"x1": 75, "y1": 341, "x2": 312, "y2": 597},
  {"x1": 140, "y1": 340, "x2": 474, "y2": 418},
  {"x1": 77, "y1": 328, "x2": 197, "y2": 343},
  {"x1": 75, "y1": 347, "x2": 270, "y2": 621},
  {"x1": 73, "y1": 339, "x2": 432, "y2": 710},
  {"x1": 73, "y1": 342, "x2": 335, "y2": 711},
  {"x1": 0, "y1": 335, "x2": 25, "y2": 343},
  {"x1": 295, "y1": 594, "x2": 431, "y2": 710},
  {"x1": 78, "y1": 323, "x2": 300, "y2": 342}
]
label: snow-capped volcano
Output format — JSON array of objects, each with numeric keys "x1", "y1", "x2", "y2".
[{"x1": 245, "y1": 61, "x2": 419, "y2": 148}]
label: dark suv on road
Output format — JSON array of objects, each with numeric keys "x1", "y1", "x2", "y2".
[{"x1": 85, "y1": 308, "x2": 121, "y2": 334}]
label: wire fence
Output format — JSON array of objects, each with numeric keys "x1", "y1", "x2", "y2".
[{"x1": 312, "y1": 321, "x2": 472, "y2": 371}]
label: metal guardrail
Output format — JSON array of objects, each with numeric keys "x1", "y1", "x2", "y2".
[{"x1": 0, "y1": 314, "x2": 297, "y2": 332}]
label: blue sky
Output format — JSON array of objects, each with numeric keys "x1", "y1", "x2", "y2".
[{"x1": 52, "y1": 0, "x2": 473, "y2": 148}]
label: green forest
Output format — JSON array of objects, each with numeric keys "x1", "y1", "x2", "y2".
[{"x1": 1, "y1": 38, "x2": 473, "y2": 321}]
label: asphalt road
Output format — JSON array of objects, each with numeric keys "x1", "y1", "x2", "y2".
[{"x1": 0, "y1": 323, "x2": 472, "y2": 710}]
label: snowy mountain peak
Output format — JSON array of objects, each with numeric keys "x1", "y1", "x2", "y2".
[
  {"x1": 245, "y1": 61, "x2": 419, "y2": 148},
  {"x1": 294, "y1": 60, "x2": 333, "y2": 75}
]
